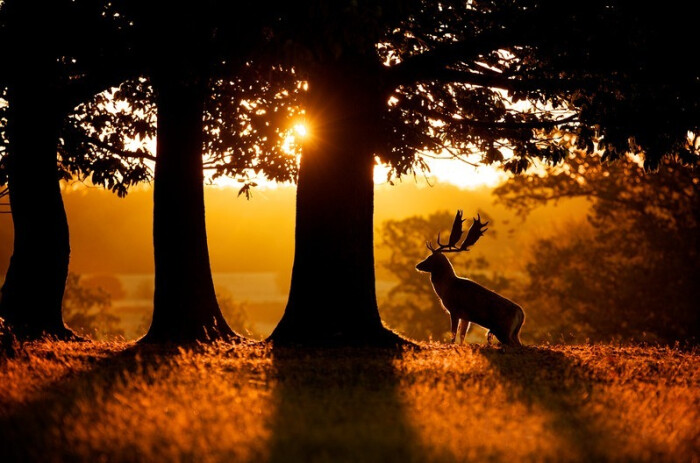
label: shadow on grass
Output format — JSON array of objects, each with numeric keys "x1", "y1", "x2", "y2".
[
  {"x1": 267, "y1": 346, "x2": 426, "y2": 463},
  {"x1": 0, "y1": 343, "x2": 177, "y2": 461},
  {"x1": 481, "y1": 346, "x2": 606, "y2": 462}
]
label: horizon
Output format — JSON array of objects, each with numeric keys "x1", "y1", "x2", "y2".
[{"x1": 1, "y1": 176, "x2": 589, "y2": 277}]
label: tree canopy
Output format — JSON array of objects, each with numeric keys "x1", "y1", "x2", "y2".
[
  {"x1": 262, "y1": 1, "x2": 698, "y2": 178},
  {"x1": 5, "y1": 0, "x2": 694, "y2": 198},
  {"x1": 0, "y1": 1, "x2": 304, "y2": 198}
]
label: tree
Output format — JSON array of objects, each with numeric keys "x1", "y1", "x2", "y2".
[
  {"x1": 494, "y1": 153, "x2": 699, "y2": 344},
  {"x1": 269, "y1": 0, "x2": 698, "y2": 345},
  {"x1": 216, "y1": 288, "x2": 261, "y2": 339},
  {"x1": 88, "y1": 2, "x2": 298, "y2": 342},
  {"x1": 268, "y1": 1, "x2": 422, "y2": 345},
  {"x1": 1, "y1": 1, "x2": 300, "y2": 342},
  {"x1": 378, "y1": 211, "x2": 510, "y2": 341},
  {"x1": 0, "y1": 0, "x2": 142, "y2": 339},
  {"x1": 54, "y1": 35, "x2": 300, "y2": 343},
  {"x1": 65, "y1": 2, "x2": 239, "y2": 342},
  {"x1": 63, "y1": 273, "x2": 123, "y2": 340}
]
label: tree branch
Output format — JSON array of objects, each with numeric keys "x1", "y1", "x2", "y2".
[
  {"x1": 60, "y1": 53, "x2": 148, "y2": 112},
  {"x1": 413, "y1": 104, "x2": 578, "y2": 130},
  {"x1": 384, "y1": 4, "x2": 563, "y2": 90},
  {"x1": 387, "y1": 7, "x2": 535, "y2": 85},
  {"x1": 407, "y1": 68, "x2": 589, "y2": 93},
  {"x1": 76, "y1": 132, "x2": 156, "y2": 162},
  {"x1": 458, "y1": 113, "x2": 578, "y2": 129}
]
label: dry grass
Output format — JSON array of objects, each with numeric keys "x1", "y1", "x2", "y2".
[{"x1": 0, "y1": 341, "x2": 697, "y2": 462}]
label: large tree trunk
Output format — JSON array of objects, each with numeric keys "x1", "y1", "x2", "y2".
[
  {"x1": 0, "y1": 77, "x2": 75, "y2": 339},
  {"x1": 140, "y1": 77, "x2": 235, "y2": 343},
  {"x1": 269, "y1": 67, "x2": 403, "y2": 346}
]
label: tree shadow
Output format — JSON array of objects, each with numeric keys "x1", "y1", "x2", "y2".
[
  {"x1": 480, "y1": 346, "x2": 607, "y2": 462},
  {"x1": 267, "y1": 346, "x2": 428, "y2": 463},
  {"x1": 0, "y1": 342, "x2": 178, "y2": 461}
]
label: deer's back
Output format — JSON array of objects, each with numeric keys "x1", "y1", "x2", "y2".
[{"x1": 439, "y1": 277, "x2": 522, "y2": 327}]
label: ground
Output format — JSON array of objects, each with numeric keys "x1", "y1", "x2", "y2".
[{"x1": 0, "y1": 342, "x2": 697, "y2": 462}]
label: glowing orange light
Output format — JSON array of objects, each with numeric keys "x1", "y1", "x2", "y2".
[{"x1": 293, "y1": 123, "x2": 308, "y2": 138}]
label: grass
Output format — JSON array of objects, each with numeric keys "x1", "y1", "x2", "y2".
[{"x1": 0, "y1": 341, "x2": 698, "y2": 462}]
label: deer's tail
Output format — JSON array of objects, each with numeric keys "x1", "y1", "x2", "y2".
[{"x1": 510, "y1": 307, "x2": 525, "y2": 346}]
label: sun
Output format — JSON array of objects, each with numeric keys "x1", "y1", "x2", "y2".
[{"x1": 293, "y1": 123, "x2": 308, "y2": 138}]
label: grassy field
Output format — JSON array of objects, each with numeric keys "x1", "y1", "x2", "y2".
[{"x1": 0, "y1": 341, "x2": 697, "y2": 462}]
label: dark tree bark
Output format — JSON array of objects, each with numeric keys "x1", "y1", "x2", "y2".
[
  {"x1": 269, "y1": 67, "x2": 404, "y2": 346},
  {"x1": 140, "y1": 76, "x2": 236, "y2": 343},
  {"x1": 0, "y1": 75, "x2": 76, "y2": 339}
]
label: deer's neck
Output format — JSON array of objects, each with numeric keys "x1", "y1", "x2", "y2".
[{"x1": 430, "y1": 258, "x2": 457, "y2": 296}]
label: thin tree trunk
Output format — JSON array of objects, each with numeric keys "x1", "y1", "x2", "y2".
[
  {"x1": 0, "y1": 78, "x2": 75, "y2": 339},
  {"x1": 141, "y1": 77, "x2": 236, "y2": 343},
  {"x1": 269, "y1": 68, "x2": 404, "y2": 346}
]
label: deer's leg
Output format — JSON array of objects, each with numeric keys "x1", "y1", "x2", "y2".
[
  {"x1": 450, "y1": 313, "x2": 459, "y2": 343},
  {"x1": 457, "y1": 319, "x2": 470, "y2": 345}
]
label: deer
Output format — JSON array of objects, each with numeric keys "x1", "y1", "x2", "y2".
[{"x1": 416, "y1": 210, "x2": 525, "y2": 346}]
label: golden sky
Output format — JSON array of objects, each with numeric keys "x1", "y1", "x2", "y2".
[{"x1": 0, "y1": 176, "x2": 588, "y2": 277}]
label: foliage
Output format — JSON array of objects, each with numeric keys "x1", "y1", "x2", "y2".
[
  {"x1": 494, "y1": 154, "x2": 700, "y2": 343},
  {"x1": 216, "y1": 288, "x2": 261, "y2": 339},
  {"x1": 79, "y1": 2, "x2": 304, "y2": 191},
  {"x1": 204, "y1": 67, "x2": 303, "y2": 186},
  {"x1": 393, "y1": 1, "x2": 694, "y2": 173},
  {"x1": 3, "y1": 1, "x2": 695, "y2": 196},
  {"x1": 81, "y1": 274, "x2": 127, "y2": 301},
  {"x1": 379, "y1": 210, "x2": 511, "y2": 341},
  {"x1": 266, "y1": 1, "x2": 699, "y2": 178},
  {"x1": 62, "y1": 273, "x2": 123, "y2": 340},
  {"x1": 0, "y1": 0, "x2": 154, "y2": 196},
  {"x1": 0, "y1": 1, "x2": 302, "y2": 198},
  {"x1": 58, "y1": 79, "x2": 156, "y2": 197}
]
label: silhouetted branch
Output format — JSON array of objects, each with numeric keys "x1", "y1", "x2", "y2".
[
  {"x1": 387, "y1": 9, "x2": 535, "y2": 87},
  {"x1": 60, "y1": 56, "x2": 147, "y2": 112},
  {"x1": 410, "y1": 128, "x2": 479, "y2": 166},
  {"x1": 410, "y1": 69, "x2": 589, "y2": 93},
  {"x1": 459, "y1": 114, "x2": 578, "y2": 129},
  {"x1": 415, "y1": 104, "x2": 578, "y2": 129},
  {"x1": 79, "y1": 134, "x2": 156, "y2": 162}
]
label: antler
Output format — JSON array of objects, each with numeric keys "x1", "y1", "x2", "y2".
[
  {"x1": 448, "y1": 209, "x2": 465, "y2": 247},
  {"x1": 436, "y1": 209, "x2": 464, "y2": 248},
  {"x1": 459, "y1": 213, "x2": 488, "y2": 250},
  {"x1": 426, "y1": 211, "x2": 489, "y2": 253}
]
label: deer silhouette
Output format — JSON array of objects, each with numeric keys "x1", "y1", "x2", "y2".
[{"x1": 416, "y1": 211, "x2": 525, "y2": 346}]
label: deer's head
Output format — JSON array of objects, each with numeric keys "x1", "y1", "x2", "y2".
[
  {"x1": 416, "y1": 252, "x2": 448, "y2": 273},
  {"x1": 416, "y1": 210, "x2": 489, "y2": 273}
]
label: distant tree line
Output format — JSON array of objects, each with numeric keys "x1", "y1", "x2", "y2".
[
  {"x1": 495, "y1": 152, "x2": 699, "y2": 344},
  {"x1": 0, "y1": 0, "x2": 696, "y2": 345},
  {"x1": 380, "y1": 152, "x2": 698, "y2": 345}
]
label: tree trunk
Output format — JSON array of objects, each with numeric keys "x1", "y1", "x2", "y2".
[
  {"x1": 0, "y1": 78, "x2": 75, "y2": 339},
  {"x1": 269, "y1": 68, "x2": 404, "y2": 346},
  {"x1": 140, "y1": 77, "x2": 236, "y2": 343}
]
